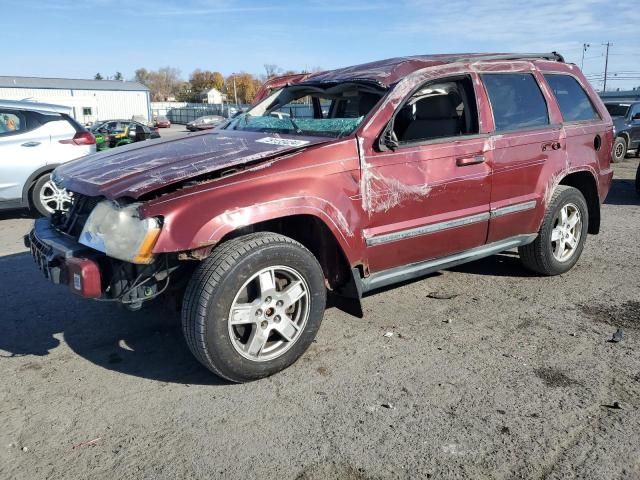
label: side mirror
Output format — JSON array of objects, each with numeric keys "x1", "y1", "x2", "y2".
[
  {"x1": 633, "y1": 113, "x2": 640, "y2": 121},
  {"x1": 379, "y1": 126, "x2": 399, "y2": 151}
]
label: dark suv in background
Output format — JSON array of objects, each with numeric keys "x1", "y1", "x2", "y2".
[{"x1": 605, "y1": 101, "x2": 640, "y2": 162}]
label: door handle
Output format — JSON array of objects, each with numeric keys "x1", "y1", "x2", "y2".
[
  {"x1": 456, "y1": 155, "x2": 485, "y2": 167},
  {"x1": 21, "y1": 141, "x2": 41, "y2": 147},
  {"x1": 542, "y1": 142, "x2": 561, "y2": 152}
]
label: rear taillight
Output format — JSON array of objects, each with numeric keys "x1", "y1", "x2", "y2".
[{"x1": 60, "y1": 131, "x2": 96, "y2": 146}]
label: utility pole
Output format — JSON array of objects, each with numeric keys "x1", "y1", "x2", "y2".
[
  {"x1": 580, "y1": 43, "x2": 590, "y2": 70},
  {"x1": 231, "y1": 73, "x2": 239, "y2": 106},
  {"x1": 602, "y1": 42, "x2": 612, "y2": 92}
]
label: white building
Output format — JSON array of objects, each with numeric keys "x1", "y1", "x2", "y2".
[
  {"x1": 199, "y1": 88, "x2": 224, "y2": 105},
  {"x1": 0, "y1": 76, "x2": 151, "y2": 125}
]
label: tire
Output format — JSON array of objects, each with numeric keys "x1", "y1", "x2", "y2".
[
  {"x1": 519, "y1": 186, "x2": 589, "y2": 276},
  {"x1": 30, "y1": 174, "x2": 73, "y2": 217},
  {"x1": 181, "y1": 232, "x2": 327, "y2": 382},
  {"x1": 611, "y1": 136, "x2": 627, "y2": 163}
]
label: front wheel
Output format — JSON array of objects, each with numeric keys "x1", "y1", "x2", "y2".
[
  {"x1": 181, "y1": 232, "x2": 326, "y2": 382},
  {"x1": 519, "y1": 186, "x2": 589, "y2": 276}
]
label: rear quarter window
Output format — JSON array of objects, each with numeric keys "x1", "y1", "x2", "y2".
[
  {"x1": 543, "y1": 74, "x2": 600, "y2": 122},
  {"x1": 482, "y1": 73, "x2": 550, "y2": 132}
]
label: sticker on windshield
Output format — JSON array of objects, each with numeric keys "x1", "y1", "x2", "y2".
[{"x1": 255, "y1": 137, "x2": 310, "y2": 147}]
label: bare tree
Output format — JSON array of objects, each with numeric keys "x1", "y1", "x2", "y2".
[
  {"x1": 264, "y1": 64, "x2": 282, "y2": 79},
  {"x1": 134, "y1": 67, "x2": 182, "y2": 101}
]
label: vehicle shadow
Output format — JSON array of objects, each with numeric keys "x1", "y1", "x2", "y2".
[
  {"x1": 448, "y1": 251, "x2": 533, "y2": 277},
  {"x1": 0, "y1": 208, "x2": 36, "y2": 221},
  {"x1": 0, "y1": 252, "x2": 227, "y2": 386},
  {"x1": 605, "y1": 179, "x2": 639, "y2": 206}
]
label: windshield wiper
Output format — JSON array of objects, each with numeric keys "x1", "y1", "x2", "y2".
[{"x1": 287, "y1": 116, "x2": 303, "y2": 134}]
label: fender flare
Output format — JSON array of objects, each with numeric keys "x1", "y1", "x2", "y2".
[{"x1": 183, "y1": 196, "x2": 361, "y2": 262}]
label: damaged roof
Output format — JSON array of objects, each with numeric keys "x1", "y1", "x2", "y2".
[{"x1": 302, "y1": 52, "x2": 565, "y2": 87}]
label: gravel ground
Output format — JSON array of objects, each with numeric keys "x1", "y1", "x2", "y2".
[{"x1": 1, "y1": 160, "x2": 639, "y2": 480}]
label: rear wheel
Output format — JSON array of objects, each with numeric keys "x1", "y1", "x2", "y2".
[
  {"x1": 611, "y1": 137, "x2": 627, "y2": 163},
  {"x1": 519, "y1": 186, "x2": 588, "y2": 275},
  {"x1": 31, "y1": 174, "x2": 73, "y2": 217},
  {"x1": 181, "y1": 232, "x2": 326, "y2": 382}
]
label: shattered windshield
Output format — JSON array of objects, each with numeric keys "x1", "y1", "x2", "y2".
[{"x1": 225, "y1": 82, "x2": 385, "y2": 138}]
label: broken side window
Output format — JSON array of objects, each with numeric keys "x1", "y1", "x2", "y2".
[{"x1": 393, "y1": 76, "x2": 479, "y2": 143}]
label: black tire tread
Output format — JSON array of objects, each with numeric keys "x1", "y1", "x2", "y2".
[
  {"x1": 181, "y1": 232, "x2": 315, "y2": 381},
  {"x1": 519, "y1": 185, "x2": 586, "y2": 276}
]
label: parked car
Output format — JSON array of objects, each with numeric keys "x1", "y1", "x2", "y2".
[
  {"x1": 91, "y1": 120, "x2": 160, "y2": 150},
  {"x1": 604, "y1": 101, "x2": 640, "y2": 162},
  {"x1": 26, "y1": 53, "x2": 613, "y2": 382},
  {"x1": 186, "y1": 115, "x2": 225, "y2": 131},
  {"x1": 154, "y1": 116, "x2": 171, "y2": 128},
  {"x1": 0, "y1": 99, "x2": 95, "y2": 216}
]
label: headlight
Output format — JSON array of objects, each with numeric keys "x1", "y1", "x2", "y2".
[{"x1": 79, "y1": 200, "x2": 161, "y2": 264}]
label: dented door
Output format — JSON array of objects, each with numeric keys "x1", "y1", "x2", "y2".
[{"x1": 359, "y1": 136, "x2": 492, "y2": 273}]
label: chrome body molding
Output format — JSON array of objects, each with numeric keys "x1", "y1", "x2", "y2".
[
  {"x1": 365, "y1": 200, "x2": 537, "y2": 247},
  {"x1": 490, "y1": 200, "x2": 537, "y2": 218},
  {"x1": 366, "y1": 212, "x2": 490, "y2": 247},
  {"x1": 360, "y1": 234, "x2": 537, "y2": 293}
]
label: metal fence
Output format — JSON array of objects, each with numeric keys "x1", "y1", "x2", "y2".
[
  {"x1": 151, "y1": 103, "x2": 249, "y2": 124},
  {"x1": 151, "y1": 102, "x2": 319, "y2": 125}
]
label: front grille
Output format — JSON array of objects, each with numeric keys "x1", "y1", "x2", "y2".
[{"x1": 53, "y1": 193, "x2": 101, "y2": 238}]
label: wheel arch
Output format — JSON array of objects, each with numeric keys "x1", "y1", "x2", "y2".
[
  {"x1": 617, "y1": 131, "x2": 630, "y2": 145},
  {"x1": 185, "y1": 212, "x2": 365, "y2": 317},
  {"x1": 21, "y1": 164, "x2": 61, "y2": 206},
  {"x1": 559, "y1": 170, "x2": 600, "y2": 234}
]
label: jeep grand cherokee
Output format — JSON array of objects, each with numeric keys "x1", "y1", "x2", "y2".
[{"x1": 26, "y1": 53, "x2": 614, "y2": 382}]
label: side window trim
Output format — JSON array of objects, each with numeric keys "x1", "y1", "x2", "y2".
[
  {"x1": 381, "y1": 74, "x2": 481, "y2": 150},
  {"x1": 542, "y1": 72, "x2": 602, "y2": 124}
]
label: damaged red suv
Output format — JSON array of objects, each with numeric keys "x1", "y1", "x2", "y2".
[{"x1": 26, "y1": 53, "x2": 613, "y2": 382}]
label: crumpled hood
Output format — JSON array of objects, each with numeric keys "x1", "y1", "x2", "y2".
[{"x1": 53, "y1": 130, "x2": 328, "y2": 199}]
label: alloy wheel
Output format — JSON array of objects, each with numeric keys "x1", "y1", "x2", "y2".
[
  {"x1": 39, "y1": 180, "x2": 73, "y2": 213},
  {"x1": 228, "y1": 265, "x2": 310, "y2": 362},
  {"x1": 550, "y1": 203, "x2": 582, "y2": 262}
]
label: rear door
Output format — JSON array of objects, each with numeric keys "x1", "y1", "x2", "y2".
[
  {"x1": 43, "y1": 114, "x2": 87, "y2": 165},
  {"x1": 0, "y1": 109, "x2": 49, "y2": 202},
  {"x1": 481, "y1": 72, "x2": 565, "y2": 242}
]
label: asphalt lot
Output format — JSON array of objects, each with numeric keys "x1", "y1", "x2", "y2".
[
  {"x1": 155, "y1": 123, "x2": 194, "y2": 140},
  {"x1": 0, "y1": 160, "x2": 639, "y2": 479}
]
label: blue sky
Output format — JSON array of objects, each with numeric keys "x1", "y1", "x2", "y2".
[{"x1": 4, "y1": 0, "x2": 640, "y2": 91}]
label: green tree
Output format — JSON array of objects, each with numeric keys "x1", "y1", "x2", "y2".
[
  {"x1": 114, "y1": 72, "x2": 123, "y2": 81},
  {"x1": 94, "y1": 73, "x2": 103, "y2": 80}
]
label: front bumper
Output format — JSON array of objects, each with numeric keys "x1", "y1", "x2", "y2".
[{"x1": 25, "y1": 218, "x2": 103, "y2": 298}]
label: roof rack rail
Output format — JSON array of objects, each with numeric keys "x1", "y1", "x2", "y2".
[{"x1": 455, "y1": 52, "x2": 565, "y2": 63}]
